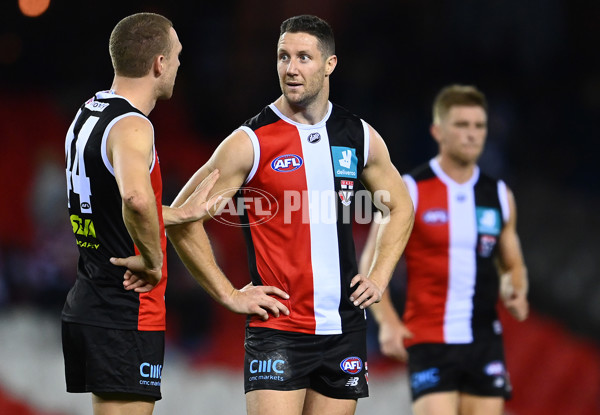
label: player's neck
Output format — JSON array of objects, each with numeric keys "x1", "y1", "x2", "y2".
[
  {"x1": 435, "y1": 155, "x2": 477, "y2": 184},
  {"x1": 274, "y1": 94, "x2": 329, "y2": 125},
  {"x1": 110, "y1": 76, "x2": 157, "y2": 116}
]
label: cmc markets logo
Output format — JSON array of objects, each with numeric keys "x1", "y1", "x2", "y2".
[
  {"x1": 209, "y1": 187, "x2": 279, "y2": 227},
  {"x1": 340, "y1": 356, "x2": 363, "y2": 374}
]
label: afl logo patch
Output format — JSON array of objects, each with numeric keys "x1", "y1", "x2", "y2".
[
  {"x1": 340, "y1": 357, "x2": 363, "y2": 374},
  {"x1": 271, "y1": 154, "x2": 303, "y2": 172},
  {"x1": 422, "y1": 208, "x2": 448, "y2": 224},
  {"x1": 307, "y1": 132, "x2": 321, "y2": 143}
]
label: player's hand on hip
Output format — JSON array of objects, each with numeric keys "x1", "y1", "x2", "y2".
[
  {"x1": 110, "y1": 255, "x2": 161, "y2": 293},
  {"x1": 226, "y1": 283, "x2": 290, "y2": 321},
  {"x1": 349, "y1": 274, "x2": 383, "y2": 309}
]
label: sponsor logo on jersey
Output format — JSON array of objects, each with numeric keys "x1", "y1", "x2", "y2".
[
  {"x1": 331, "y1": 146, "x2": 358, "y2": 178},
  {"x1": 411, "y1": 367, "x2": 440, "y2": 393},
  {"x1": 340, "y1": 357, "x2": 363, "y2": 374},
  {"x1": 422, "y1": 208, "x2": 448, "y2": 224},
  {"x1": 307, "y1": 132, "x2": 321, "y2": 143},
  {"x1": 271, "y1": 154, "x2": 303, "y2": 172},
  {"x1": 339, "y1": 180, "x2": 354, "y2": 206},
  {"x1": 476, "y1": 207, "x2": 501, "y2": 235},
  {"x1": 84, "y1": 100, "x2": 109, "y2": 112}
]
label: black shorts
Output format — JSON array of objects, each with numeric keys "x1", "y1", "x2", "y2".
[
  {"x1": 407, "y1": 338, "x2": 512, "y2": 402},
  {"x1": 244, "y1": 327, "x2": 369, "y2": 400},
  {"x1": 62, "y1": 321, "x2": 165, "y2": 400}
]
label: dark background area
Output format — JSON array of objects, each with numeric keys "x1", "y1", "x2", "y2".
[{"x1": 1, "y1": 0, "x2": 599, "y2": 350}]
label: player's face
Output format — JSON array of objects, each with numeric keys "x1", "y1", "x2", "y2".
[
  {"x1": 157, "y1": 27, "x2": 182, "y2": 100},
  {"x1": 434, "y1": 105, "x2": 487, "y2": 165},
  {"x1": 276, "y1": 32, "x2": 334, "y2": 108}
]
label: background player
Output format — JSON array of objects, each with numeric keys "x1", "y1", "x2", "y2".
[{"x1": 361, "y1": 84, "x2": 528, "y2": 415}]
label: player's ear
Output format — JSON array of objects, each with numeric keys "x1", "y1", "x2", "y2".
[
  {"x1": 430, "y1": 124, "x2": 442, "y2": 144},
  {"x1": 152, "y1": 55, "x2": 165, "y2": 77},
  {"x1": 325, "y1": 55, "x2": 337, "y2": 77}
]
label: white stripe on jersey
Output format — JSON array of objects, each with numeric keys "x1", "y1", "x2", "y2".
[
  {"x1": 239, "y1": 126, "x2": 260, "y2": 185},
  {"x1": 101, "y1": 112, "x2": 153, "y2": 176},
  {"x1": 497, "y1": 180, "x2": 510, "y2": 222},
  {"x1": 431, "y1": 159, "x2": 479, "y2": 343},
  {"x1": 298, "y1": 125, "x2": 343, "y2": 334}
]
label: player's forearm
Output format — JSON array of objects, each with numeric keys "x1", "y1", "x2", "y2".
[
  {"x1": 367, "y1": 205, "x2": 414, "y2": 291},
  {"x1": 509, "y1": 264, "x2": 529, "y2": 295},
  {"x1": 369, "y1": 289, "x2": 401, "y2": 325},
  {"x1": 166, "y1": 221, "x2": 235, "y2": 305},
  {"x1": 122, "y1": 194, "x2": 163, "y2": 271}
]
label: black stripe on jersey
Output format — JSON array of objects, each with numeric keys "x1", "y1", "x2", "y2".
[
  {"x1": 326, "y1": 104, "x2": 367, "y2": 332},
  {"x1": 472, "y1": 173, "x2": 505, "y2": 339}
]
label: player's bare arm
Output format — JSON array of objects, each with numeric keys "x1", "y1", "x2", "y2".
[
  {"x1": 166, "y1": 130, "x2": 290, "y2": 320},
  {"x1": 359, "y1": 213, "x2": 413, "y2": 362},
  {"x1": 497, "y1": 186, "x2": 529, "y2": 321},
  {"x1": 107, "y1": 115, "x2": 163, "y2": 290},
  {"x1": 350, "y1": 124, "x2": 414, "y2": 309},
  {"x1": 162, "y1": 169, "x2": 222, "y2": 226}
]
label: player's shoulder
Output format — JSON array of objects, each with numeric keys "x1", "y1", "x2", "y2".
[{"x1": 407, "y1": 162, "x2": 435, "y2": 181}]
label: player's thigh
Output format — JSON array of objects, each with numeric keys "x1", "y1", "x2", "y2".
[
  {"x1": 92, "y1": 393, "x2": 155, "y2": 415},
  {"x1": 302, "y1": 388, "x2": 357, "y2": 415},
  {"x1": 246, "y1": 389, "x2": 306, "y2": 415},
  {"x1": 459, "y1": 393, "x2": 504, "y2": 415},
  {"x1": 412, "y1": 391, "x2": 459, "y2": 415}
]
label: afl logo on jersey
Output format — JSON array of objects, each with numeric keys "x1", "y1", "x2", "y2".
[
  {"x1": 340, "y1": 357, "x2": 363, "y2": 374},
  {"x1": 422, "y1": 208, "x2": 448, "y2": 225},
  {"x1": 271, "y1": 154, "x2": 303, "y2": 172},
  {"x1": 307, "y1": 132, "x2": 321, "y2": 143}
]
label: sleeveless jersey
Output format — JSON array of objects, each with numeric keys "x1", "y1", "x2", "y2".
[
  {"x1": 402, "y1": 158, "x2": 510, "y2": 346},
  {"x1": 237, "y1": 102, "x2": 369, "y2": 335},
  {"x1": 62, "y1": 91, "x2": 167, "y2": 331}
]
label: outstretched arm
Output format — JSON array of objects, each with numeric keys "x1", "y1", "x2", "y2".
[
  {"x1": 350, "y1": 124, "x2": 414, "y2": 309},
  {"x1": 497, "y1": 186, "x2": 529, "y2": 321},
  {"x1": 164, "y1": 130, "x2": 290, "y2": 320},
  {"x1": 162, "y1": 169, "x2": 222, "y2": 226}
]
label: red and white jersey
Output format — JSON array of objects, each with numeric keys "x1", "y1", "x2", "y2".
[
  {"x1": 238, "y1": 102, "x2": 369, "y2": 335},
  {"x1": 402, "y1": 159, "x2": 510, "y2": 346}
]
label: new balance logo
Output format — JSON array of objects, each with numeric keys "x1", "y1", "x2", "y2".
[{"x1": 345, "y1": 377, "x2": 359, "y2": 387}]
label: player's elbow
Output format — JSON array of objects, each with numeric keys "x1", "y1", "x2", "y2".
[{"x1": 122, "y1": 191, "x2": 154, "y2": 216}]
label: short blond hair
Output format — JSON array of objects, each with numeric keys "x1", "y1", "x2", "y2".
[{"x1": 432, "y1": 85, "x2": 487, "y2": 124}]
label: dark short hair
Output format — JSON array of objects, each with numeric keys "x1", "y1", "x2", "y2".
[
  {"x1": 109, "y1": 12, "x2": 173, "y2": 78},
  {"x1": 279, "y1": 15, "x2": 335, "y2": 57},
  {"x1": 432, "y1": 84, "x2": 488, "y2": 124}
]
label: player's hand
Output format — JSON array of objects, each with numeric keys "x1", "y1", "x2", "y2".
[
  {"x1": 379, "y1": 319, "x2": 413, "y2": 362},
  {"x1": 179, "y1": 169, "x2": 223, "y2": 222},
  {"x1": 224, "y1": 283, "x2": 290, "y2": 321},
  {"x1": 349, "y1": 274, "x2": 383, "y2": 309},
  {"x1": 500, "y1": 273, "x2": 529, "y2": 321},
  {"x1": 502, "y1": 289, "x2": 529, "y2": 322},
  {"x1": 110, "y1": 255, "x2": 161, "y2": 293}
]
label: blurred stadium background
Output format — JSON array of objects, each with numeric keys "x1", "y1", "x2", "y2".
[{"x1": 0, "y1": 0, "x2": 599, "y2": 414}]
